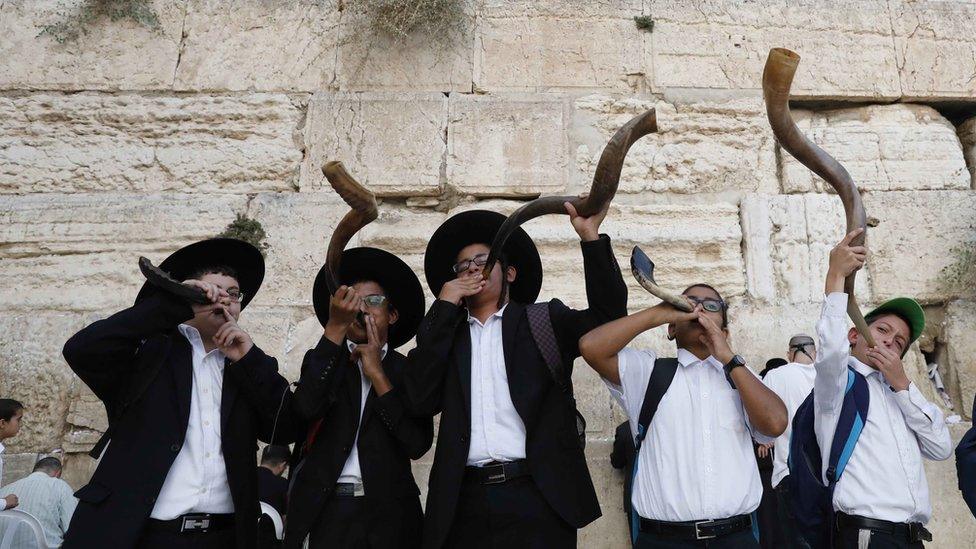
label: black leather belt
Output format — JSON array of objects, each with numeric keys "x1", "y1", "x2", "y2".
[
  {"x1": 464, "y1": 459, "x2": 531, "y2": 485},
  {"x1": 334, "y1": 482, "x2": 365, "y2": 497},
  {"x1": 836, "y1": 513, "x2": 933, "y2": 542},
  {"x1": 146, "y1": 513, "x2": 235, "y2": 534},
  {"x1": 639, "y1": 514, "x2": 753, "y2": 541}
]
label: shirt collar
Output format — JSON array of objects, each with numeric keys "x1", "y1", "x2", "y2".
[
  {"x1": 676, "y1": 348, "x2": 724, "y2": 371},
  {"x1": 467, "y1": 303, "x2": 507, "y2": 326},
  {"x1": 849, "y1": 356, "x2": 877, "y2": 378},
  {"x1": 0, "y1": 441, "x2": 4, "y2": 455},
  {"x1": 346, "y1": 340, "x2": 389, "y2": 361},
  {"x1": 178, "y1": 323, "x2": 226, "y2": 360}
]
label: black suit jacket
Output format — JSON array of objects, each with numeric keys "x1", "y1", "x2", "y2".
[
  {"x1": 284, "y1": 338, "x2": 433, "y2": 549},
  {"x1": 257, "y1": 466, "x2": 289, "y2": 517},
  {"x1": 403, "y1": 235, "x2": 628, "y2": 549},
  {"x1": 60, "y1": 293, "x2": 298, "y2": 549}
]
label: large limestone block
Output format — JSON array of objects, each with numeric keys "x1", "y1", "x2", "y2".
[
  {"x1": 925, "y1": 423, "x2": 976, "y2": 546},
  {"x1": 475, "y1": 0, "x2": 646, "y2": 92},
  {"x1": 300, "y1": 92, "x2": 447, "y2": 196},
  {"x1": 781, "y1": 105, "x2": 970, "y2": 193},
  {"x1": 237, "y1": 305, "x2": 321, "y2": 383},
  {"x1": 741, "y1": 194, "x2": 873, "y2": 303},
  {"x1": 447, "y1": 95, "x2": 569, "y2": 197},
  {"x1": 246, "y1": 192, "x2": 347, "y2": 308},
  {"x1": 946, "y1": 300, "x2": 976, "y2": 420},
  {"x1": 335, "y1": 2, "x2": 474, "y2": 92},
  {"x1": 727, "y1": 299, "x2": 822, "y2": 369},
  {"x1": 862, "y1": 190, "x2": 976, "y2": 303},
  {"x1": 960, "y1": 117, "x2": 976, "y2": 187},
  {"x1": 0, "y1": 312, "x2": 84, "y2": 452},
  {"x1": 0, "y1": 0, "x2": 183, "y2": 90},
  {"x1": 0, "y1": 93, "x2": 304, "y2": 194},
  {"x1": 0, "y1": 193, "x2": 249, "y2": 312},
  {"x1": 579, "y1": 440, "x2": 632, "y2": 548},
  {"x1": 648, "y1": 0, "x2": 900, "y2": 99},
  {"x1": 0, "y1": 453, "x2": 40, "y2": 486},
  {"x1": 572, "y1": 95, "x2": 778, "y2": 195},
  {"x1": 174, "y1": 0, "x2": 340, "y2": 91},
  {"x1": 63, "y1": 382, "x2": 108, "y2": 453},
  {"x1": 891, "y1": 0, "x2": 976, "y2": 100}
]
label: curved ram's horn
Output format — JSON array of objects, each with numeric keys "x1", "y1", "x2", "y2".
[
  {"x1": 323, "y1": 161, "x2": 379, "y2": 294},
  {"x1": 631, "y1": 247, "x2": 695, "y2": 312},
  {"x1": 480, "y1": 108, "x2": 658, "y2": 279},
  {"x1": 762, "y1": 48, "x2": 875, "y2": 346}
]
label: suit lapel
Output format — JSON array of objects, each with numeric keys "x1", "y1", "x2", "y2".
[
  {"x1": 457, "y1": 320, "x2": 473, "y2": 419},
  {"x1": 171, "y1": 335, "x2": 193, "y2": 431},
  {"x1": 501, "y1": 302, "x2": 526, "y2": 418},
  {"x1": 220, "y1": 358, "x2": 239, "y2": 432}
]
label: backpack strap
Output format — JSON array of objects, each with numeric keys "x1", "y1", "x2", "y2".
[
  {"x1": 629, "y1": 357, "x2": 679, "y2": 543},
  {"x1": 824, "y1": 367, "x2": 870, "y2": 542},
  {"x1": 525, "y1": 302, "x2": 570, "y2": 395}
]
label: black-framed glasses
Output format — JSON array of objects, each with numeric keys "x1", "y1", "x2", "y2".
[
  {"x1": 686, "y1": 296, "x2": 725, "y2": 313},
  {"x1": 452, "y1": 253, "x2": 489, "y2": 275},
  {"x1": 362, "y1": 294, "x2": 388, "y2": 308}
]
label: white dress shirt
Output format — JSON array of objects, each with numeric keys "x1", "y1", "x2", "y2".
[
  {"x1": 762, "y1": 361, "x2": 817, "y2": 488},
  {"x1": 466, "y1": 304, "x2": 528, "y2": 466},
  {"x1": 150, "y1": 324, "x2": 234, "y2": 519},
  {"x1": 0, "y1": 471, "x2": 78, "y2": 547},
  {"x1": 606, "y1": 348, "x2": 769, "y2": 522},
  {"x1": 337, "y1": 340, "x2": 389, "y2": 484},
  {"x1": 813, "y1": 292, "x2": 953, "y2": 524}
]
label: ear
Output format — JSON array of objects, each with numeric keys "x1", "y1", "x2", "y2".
[
  {"x1": 388, "y1": 307, "x2": 399, "y2": 326},
  {"x1": 847, "y1": 326, "x2": 859, "y2": 347},
  {"x1": 667, "y1": 323, "x2": 676, "y2": 341},
  {"x1": 506, "y1": 265, "x2": 517, "y2": 283}
]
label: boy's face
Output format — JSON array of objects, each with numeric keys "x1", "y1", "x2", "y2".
[
  {"x1": 346, "y1": 280, "x2": 397, "y2": 346},
  {"x1": 454, "y1": 243, "x2": 516, "y2": 308},
  {"x1": 0, "y1": 408, "x2": 23, "y2": 439},
  {"x1": 189, "y1": 272, "x2": 242, "y2": 333},
  {"x1": 849, "y1": 313, "x2": 911, "y2": 363},
  {"x1": 668, "y1": 286, "x2": 727, "y2": 349}
]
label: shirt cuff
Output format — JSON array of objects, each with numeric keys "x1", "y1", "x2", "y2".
[
  {"x1": 823, "y1": 292, "x2": 849, "y2": 317},
  {"x1": 893, "y1": 382, "x2": 937, "y2": 422}
]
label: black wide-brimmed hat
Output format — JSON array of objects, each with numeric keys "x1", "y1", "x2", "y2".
[
  {"x1": 424, "y1": 210, "x2": 542, "y2": 304},
  {"x1": 135, "y1": 238, "x2": 265, "y2": 309},
  {"x1": 313, "y1": 247, "x2": 425, "y2": 349}
]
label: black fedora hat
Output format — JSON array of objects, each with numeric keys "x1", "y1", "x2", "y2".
[
  {"x1": 135, "y1": 238, "x2": 265, "y2": 309},
  {"x1": 424, "y1": 210, "x2": 542, "y2": 304},
  {"x1": 313, "y1": 247, "x2": 425, "y2": 349}
]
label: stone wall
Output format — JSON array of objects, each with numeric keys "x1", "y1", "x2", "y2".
[{"x1": 1, "y1": 0, "x2": 975, "y2": 546}]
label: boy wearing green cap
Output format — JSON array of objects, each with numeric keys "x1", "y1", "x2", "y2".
[{"x1": 815, "y1": 229, "x2": 952, "y2": 548}]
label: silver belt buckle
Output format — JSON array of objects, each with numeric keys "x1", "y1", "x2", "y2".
[
  {"x1": 484, "y1": 465, "x2": 507, "y2": 485},
  {"x1": 180, "y1": 514, "x2": 211, "y2": 533},
  {"x1": 352, "y1": 482, "x2": 365, "y2": 497},
  {"x1": 694, "y1": 520, "x2": 717, "y2": 540}
]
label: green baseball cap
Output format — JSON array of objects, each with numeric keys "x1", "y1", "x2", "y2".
[{"x1": 864, "y1": 297, "x2": 925, "y2": 346}]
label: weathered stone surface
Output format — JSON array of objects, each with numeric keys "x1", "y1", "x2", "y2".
[
  {"x1": 0, "y1": 193, "x2": 249, "y2": 312},
  {"x1": 781, "y1": 105, "x2": 970, "y2": 193},
  {"x1": 649, "y1": 0, "x2": 901, "y2": 99},
  {"x1": 61, "y1": 452, "x2": 98, "y2": 490},
  {"x1": 245, "y1": 192, "x2": 347, "y2": 307},
  {"x1": 925, "y1": 423, "x2": 976, "y2": 545},
  {"x1": 891, "y1": 0, "x2": 976, "y2": 100},
  {"x1": 0, "y1": 453, "x2": 40, "y2": 486},
  {"x1": 174, "y1": 0, "x2": 340, "y2": 91},
  {"x1": 946, "y1": 300, "x2": 976, "y2": 420},
  {"x1": 0, "y1": 93, "x2": 304, "y2": 194},
  {"x1": 572, "y1": 95, "x2": 778, "y2": 195},
  {"x1": 863, "y1": 190, "x2": 976, "y2": 303},
  {"x1": 0, "y1": 313, "x2": 84, "y2": 452},
  {"x1": 475, "y1": 1, "x2": 646, "y2": 92},
  {"x1": 447, "y1": 95, "x2": 569, "y2": 197},
  {"x1": 741, "y1": 194, "x2": 873, "y2": 303},
  {"x1": 960, "y1": 117, "x2": 976, "y2": 187},
  {"x1": 0, "y1": 0, "x2": 183, "y2": 90},
  {"x1": 727, "y1": 299, "x2": 822, "y2": 369},
  {"x1": 300, "y1": 92, "x2": 447, "y2": 196},
  {"x1": 336, "y1": 3, "x2": 474, "y2": 92}
]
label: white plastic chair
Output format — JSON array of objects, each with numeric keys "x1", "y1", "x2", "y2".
[
  {"x1": 259, "y1": 501, "x2": 284, "y2": 541},
  {"x1": 0, "y1": 509, "x2": 49, "y2": 549}
]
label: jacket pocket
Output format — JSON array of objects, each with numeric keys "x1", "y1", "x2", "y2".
[{"x1": 74, "y1": 482, "x2": 112, "y2": 504}]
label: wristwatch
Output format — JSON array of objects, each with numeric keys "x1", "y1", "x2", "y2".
[{"x1": 724, "y1": 355, "x2": 746, "y2": 389}]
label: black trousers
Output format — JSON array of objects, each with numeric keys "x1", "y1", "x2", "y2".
[
  {"x1": 308, "y1": 493, "x2": 422, "y2": 549},
  {"x1": 135, "y1": 528, "x2": 236, "y2": 549},
  {"x1": 634, "y1": 529, "x2": 759, "y2": 548},
  {"x1": 834, "y1": 527, "x2": 924, "y2": 549},
  {"x1": 774, "y1": 478, "x2": 811, "y2": 549},
  {"x1": 444, "y1": 475, "x2": 574, "y2": 549}
]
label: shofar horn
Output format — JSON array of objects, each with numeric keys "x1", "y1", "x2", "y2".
[
  {"x1": 631, "y1": 246, "x2": 695, "y2": 312},
  {"x1": 762, "y1": 48, "x2": 876, "y2": 346},
  {"x1": 322, "y1": 161, "x2": 379, "y2": 294},
  {"x1": 480, "y1": 108, "x2": 658, "y2": 274}
]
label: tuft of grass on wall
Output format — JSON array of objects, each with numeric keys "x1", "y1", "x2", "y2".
[
  {"x1": 351, "y1": 0, "x2": 466, "y2": 43},
  {"x1": 219, "y1": 214, "x2": 269, "y2": 256},
  {"x1": 634, "y1": 15, "x2": 654, "y2": 32},
  {"x1": 39, "y1": 0, "x2": 161, "y2": 44}
]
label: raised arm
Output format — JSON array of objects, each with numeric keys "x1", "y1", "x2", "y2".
[{"x1": 580, "y1": 303, "x2": 697, "y2": 385}]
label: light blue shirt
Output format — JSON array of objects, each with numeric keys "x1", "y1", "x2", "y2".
[{"x1": 0, "y1": 471, "x2": 78, "y2": 547}]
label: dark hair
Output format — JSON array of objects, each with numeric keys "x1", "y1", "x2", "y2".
[
  {"x1": 261, "y1": 444, "x2": 290, "y2": 466},
  {"x1": 682, "y1": 283, "x2": 729, "y2": 328},
  {"x1": 184, "y1": 264, "x2": 240, "y2": 284},
  {"x1": 33, "y1": 456, "x2": 62, "y2": 474},
  {"x1": 0, "y1": 399, "x2": 24, "y2": 422}
]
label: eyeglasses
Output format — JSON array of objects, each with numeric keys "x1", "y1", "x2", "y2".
[
  {"x1": 226, "y1": 290, "x2": 245, "y2": 304},
  {"x1": 362, "y1": 294, "x2": 388, "y2": 308},
  {"x1": 685, "y1": 296, "x2": 725, "y2": 313},
  {"x1": 452, "y1": 253, "x2": 489, "y2": 275}
]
